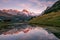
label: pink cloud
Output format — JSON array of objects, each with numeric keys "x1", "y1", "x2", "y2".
[
  {"x1": 47, "y1": 1, "x2": 55, "y2": 4},
  {"x1": 17, "y1": 3, "x2": 32, "y2": 9},
  {"x1": 41, "y1": 1, "x2": 55, "y2": 8}
]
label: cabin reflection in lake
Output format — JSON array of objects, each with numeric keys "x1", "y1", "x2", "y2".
[{"x1": 0, "y1": 24, "x2": 59, "y2": 40}]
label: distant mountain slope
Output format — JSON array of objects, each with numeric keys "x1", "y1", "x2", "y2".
[
  {"x1": 0, "y1": 9, "x2": 37, "y2": 22},
  {"x1": 1, "y1": 9, "x2": 37, "y2": 16},
  {"x1": 29, "y1": 11, "x2": 60, "y2": 26},
  {"x1": 0, "y1": 10, "x2": 14, "y2": 17},
  {"x1": 44, "y1": 0, "x2": 60, "y2": 14}
]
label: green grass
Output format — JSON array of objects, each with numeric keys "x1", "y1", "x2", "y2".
[
  {"x1": 29, "y1": 11, "x2": 60, "y2": 38},
  {"x1": 29, "y1": 11, "x2": 60, "y2": 27}
]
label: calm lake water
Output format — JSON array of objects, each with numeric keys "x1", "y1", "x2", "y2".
[{"x1": 0, "y1": 24, "x2": 59, "y2": 40}]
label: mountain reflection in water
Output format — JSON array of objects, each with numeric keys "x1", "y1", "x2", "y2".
[{"x1": 0, "y1": 24, "x2": 59, "y2": 40}]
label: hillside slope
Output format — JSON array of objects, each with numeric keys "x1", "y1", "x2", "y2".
[{"x1": 29, "y1": 11, "x2": 60, "y2": 27}]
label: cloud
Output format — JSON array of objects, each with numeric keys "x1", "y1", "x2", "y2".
[
  {"x1": 17, "y1": 3, "x2": 32, "y2": 9},
  {"x1": 47, "y1": 1, "x2": 55, "y2": 4},
  {"x1": 15, "y1": 0, "x2": 57, "y2": 13},
  {"x1": 0, "y1": 4, "x2": 2, "y2": 6},
  {"x1": 2, "y1": 0, "x2": 9, "y2": 3},
  {"x1": 27, "y1": 0, "x2": 57, "y2": 13},
  {"x1": 29, "y1": 0, "x2": 42, "y2": 6},
  {"x1": 28, "y1": 0, "x2": 56, "y2": 7}
]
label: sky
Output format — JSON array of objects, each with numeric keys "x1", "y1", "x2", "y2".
[{"x1": 0, "y1": 0, "x2": 58, "y2": 13}]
